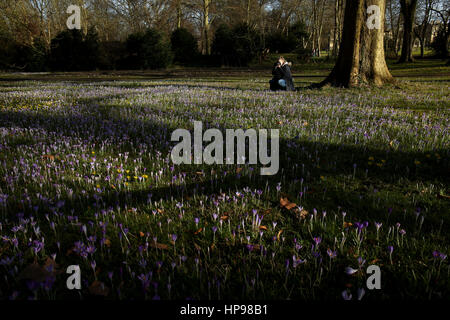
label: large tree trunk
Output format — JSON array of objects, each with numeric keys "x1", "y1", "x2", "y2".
[
  {"x1": 399, "y1": 0, "x2": 417, "y2": 62},
  {"x1": 332, "y1": 0, "x2": 344, "y2": 58},
  {"x1": 319, "y1": 0, "x2": 393, "y2": 87},
  {"x1": 177, "y1": 0, "x2": 182, "y2": 28},
  {"x1": 203, "y1": 0, "x2": 211, "y2": 55}
]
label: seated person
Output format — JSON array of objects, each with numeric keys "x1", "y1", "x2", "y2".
[
  {"x1": 269, "y1": 57, "x2": 295, "y2": 91},
  {"x1": 270, "y1": 62, "x2": 284, "y2": 91}
]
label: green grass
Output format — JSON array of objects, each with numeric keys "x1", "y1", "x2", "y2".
[{"x1": 0, "y1": 59, "x2": 448, "y2": 301}]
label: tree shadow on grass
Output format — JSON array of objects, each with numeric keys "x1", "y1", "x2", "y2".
[{"x1": 1, "y1": 107, "x2": 449, "y2": 234}]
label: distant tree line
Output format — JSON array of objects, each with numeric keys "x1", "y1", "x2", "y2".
[
  {"x1": 0, "y1": 22, "x2": 310, "y2": 71},
  {"x1": 0, "y1": 0, "x2": 448, "y2": 71}
]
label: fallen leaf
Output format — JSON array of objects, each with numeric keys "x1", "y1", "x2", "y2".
[
  {"x1": 280, "y1": 197, "x2": 297, "y2": 210},
  {"x1": 19, "y1": 258, "x2": 60, "y2": 282},
  {"x1": 139, "y1": 231, "x2": 145, "y2": 237},
  {"x1": 293, "y1": 208, "x2": 308, "y2": 219},
  {"x1": 343, "y1": 222, "x2": 353, "y2": 228},
  {"x1": 246, "y1": 244, "x2": 261, "y2": 251},
  {"x1": 19, "y1": 262, "x2": 50, "y2": 282},
  {"x1": 89, "y1": 281, "x2": 110, "y2": 296},
  {"x1": 43, "y1": 257, "x2": 59, "y2": 272},
  {"x1": 220, "y1": 216, "x2": 228, "y2": 221},
  {"x1": 236, "y1": 167, "x2": 243, "y2": 174},
  {"x1": 150, "y1": 242, "x2": 169, "y2": 250},
  {"x1": 42, "y1": 154, "x2": 55, "y2": 161},
  {"x1": 194, "y1": 227, "x2": 203, "y2": 235},
  {"x1": 437, "y1": 193, "x2": 450, "y2": 200},
  {"x1": 259, "y1": 225, "x2": 268, "y2": 231},
  {"x1": 277, "y1": 229, "x2": 283, "y2": 241}
]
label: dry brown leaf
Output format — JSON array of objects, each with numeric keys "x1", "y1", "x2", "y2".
[
  {"x1": 259, "y1": 225, "x2": 268, "y2": 231},
  {"x1": 150, "y1": 242, "x2": 169, "y2": 250},
  {"x1": 293, "y1": 207, "x2": 308, "y2": 219},
  {"x1": 299, "y1": 209, "x2": 308, "y2": 219},
  {"x1": 280, "y1": 197, "x2": 297, "y2": 210},
  {"x1": 19, "y1": 262, "x2": 50, "y2": 282},
  {"x1": 42, "y1": 154, "x2": 55, "y2": 161},
  {"x1": 437, "y1": 193, "x2": 450, "y2": 200},
  {"x1": 277, "y1": 229, "x2": 283, "y2": 241},
  {"x1": 236, "y1": 167, "x2": 243, "y2": 174},
  {"x1": 89, "y1": 280, "x2": 110, "y2": 296},
  {"x1": 194, "y1": 227, "x2": 203, "y2": 235},
  {"x1": 220, "y1": 216, "x2": 228, "y2": 221},
  {"x1": 343, "y1": 222, "x2": 353, "y2": 228},
  {"x1": 19, "y1": 258, "x2": 60, "y2": 282}
]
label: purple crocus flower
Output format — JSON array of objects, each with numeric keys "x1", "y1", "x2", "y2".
[
  {"x1": 357, "y1": 288, "x2": 365, "y2": 300},
  {"x1": 388, "y1": 246, "x2": 394, "y2": 254},
  {"x1": 327, "y1": 248, "x2": 337, "y2": 259},
  {"x1": 342, "y1": 290, "x2": 352, "y2": 300},
  {"x1": 313, "y1": 237, "x2": 321, "y2": 246},
  {"x1": 345, "y1": 267, "x2": 358, "y2": 275}
]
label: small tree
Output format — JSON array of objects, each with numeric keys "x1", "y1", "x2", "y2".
[
  {"x1": 232, "y1": 23, "x2": 262, "y2": 66},
  {"x1": 171, "y1": 28, "x2": 199, "y2": 65},
  {"x1": 212, "y1": 24, "x2": 236, "y2": 66},
  {"x1": 431, "y1": 25, "x2": 449, "y2": 58},
  {"x1": 125, "y1": 29, "x2": 172, "y2": 70},
  {"x1": 83, "y1": 28, "x2": 101, "y2": 71},
  {"x1": 49, "y1": 28, "x2": 100, "y2": 71},
  {"x1": 399, "y1": 0, "x2": 418, "y2": 63},
  {"x1": 430, "y1": 6, "x2": 450, "y2": 59},
  {"x1": 49, "y1": 29, "x2": 85, "y2": 71},
  {"x1": 213, "y1": 23, "x2": 263, "y2": 66}
]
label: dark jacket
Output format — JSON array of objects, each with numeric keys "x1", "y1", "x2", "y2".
[
  {"x1": 272, "y1": 63, "x2": 283, "y2": 80},
  {"x1": 279, "y1": 63, "x2": 295, "y2": 91}
]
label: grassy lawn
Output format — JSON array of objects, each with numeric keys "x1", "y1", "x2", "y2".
[{"x1": 0, "y1": 59, "x2": 448, "y2": 300}]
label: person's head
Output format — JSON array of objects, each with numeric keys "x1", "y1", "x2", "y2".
[{"x1": 278, "y1": 56, "x2": 286, "y2": 65}]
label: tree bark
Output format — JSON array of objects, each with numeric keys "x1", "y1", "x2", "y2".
[
  {"x1": 203, "y1": 0, "x2": 211, "y2": 55},
  {"x1": 332, "y1": 0, "x2": 344, "y2": 57},
  {"x1": 318, "y1": 0, "x2": 394, "y2": 87},
  {"x1": 399, "y1": 0, "x2": 417, "y2": 62},
  {"x1": 177, "y1": 0, "x2": 182, "y2": 28}
]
